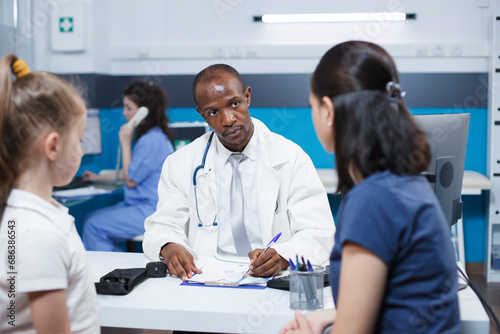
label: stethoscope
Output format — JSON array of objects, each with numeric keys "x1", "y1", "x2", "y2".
[
  {"x1": 193, "y1": 132, "x2": 279, "y2": 228},
  {"x1": 193, "y1": 132, "x2": 218, "y2": 227}
]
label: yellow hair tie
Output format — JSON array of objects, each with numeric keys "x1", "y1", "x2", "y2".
[{"x1": 12, "y1": 59, "x2": 30, "y2": 79}]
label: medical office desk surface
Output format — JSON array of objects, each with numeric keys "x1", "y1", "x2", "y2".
[{"x1": 88, "y1": 251, "x2": 488, "y2": 333}]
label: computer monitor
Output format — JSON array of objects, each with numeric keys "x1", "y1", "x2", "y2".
[
  {"x1": 81, "y1": 108, "x2": 102, "y2": 155},
  {"x1": 169, "y1": 121, "x2": 210, "y2": 150},
  {"x1": 413, "y1": 113, "x2": 470, "y2": 227}
]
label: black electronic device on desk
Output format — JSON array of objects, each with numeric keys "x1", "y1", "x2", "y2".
[
  {"x1": 95, "y1": 261, "x2": 167, "y2": 295},
  {"x1": 267, "y1": 265, "x2": 330, "y2": 291},
  {"x1": 52, "y1": 176, "x2": 123, "y2": 207},
  {"x1": 53, "y1": 176, "x2": 91, "y2": 191}
]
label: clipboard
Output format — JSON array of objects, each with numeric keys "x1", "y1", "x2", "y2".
[
  {"x1": 180, "y1": 281, "x2": 266, "y2": 289},
  {"x1": 182, "y1": 255, "x2": 272, "y2": 289}
]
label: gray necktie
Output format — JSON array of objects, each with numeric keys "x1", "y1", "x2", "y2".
[{"x1": 228, "y1": 153, "x2": 252, "y2": 256}]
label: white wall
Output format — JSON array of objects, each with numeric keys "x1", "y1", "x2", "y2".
[
  {"x1": 0, "y1": 0, "x2": 16, "y2": 58},
  {"x1": 1, "y1": 1, "x2": 15, "y2": 27},
  {"x1": 24, "y1": 0, "x2": 500, "y2": 74},
  {"x1": 1, "y1": 0, "x2": 32, "y2": 63},
  {"x1": 25, "y1": 0, "x2": 110, "y2": 72}
]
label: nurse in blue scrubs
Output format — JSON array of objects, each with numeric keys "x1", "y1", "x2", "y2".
[{"x1": 82, "y1": 81, "x2": 174, "y2": 251}]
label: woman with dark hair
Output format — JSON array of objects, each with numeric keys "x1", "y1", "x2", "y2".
[
  {"x1": 82, "y1": 81, "x2": 174, "y2": 251},
  {"x1": 281, "y1": 41, "x2": 460, "y2": 333}
]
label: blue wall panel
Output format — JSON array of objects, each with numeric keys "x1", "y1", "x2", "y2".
[
  {"x1": 78, "y1": 108, "x2": 126, "y2": 174},
  {"x1": 77, "y1": 106, "x2": 488, "y2": 262}
]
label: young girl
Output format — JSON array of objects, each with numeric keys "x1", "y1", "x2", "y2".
[
  {"x1": 81, "y1": 81, "x2": 175, "y2": 251},
  {"x1": 281, "y1": 41, "x2": 460, "y2": 333},
  {"x1": 0, "y1": 55, "x2": 98, "y2": 333}
]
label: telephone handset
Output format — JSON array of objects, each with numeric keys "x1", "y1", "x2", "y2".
[
  {"x1": 114, "y1": 106, "x2": 149, "y2": 182},
  {"x1": 127, "y1": 106, "x2": 149, "y2": 128}
]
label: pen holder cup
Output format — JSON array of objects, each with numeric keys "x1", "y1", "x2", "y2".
[{"x1": 290, "y1": 265, "x2": 325, "y2": 311}]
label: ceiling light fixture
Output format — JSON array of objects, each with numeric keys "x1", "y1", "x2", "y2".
[{"x1": 253, "y1": 13, "x2": 417, "y2": 23}]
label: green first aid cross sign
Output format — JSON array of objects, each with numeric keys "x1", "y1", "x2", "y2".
[{"x1": 59, "y1": 17, "x2": 74, "y2": 33}]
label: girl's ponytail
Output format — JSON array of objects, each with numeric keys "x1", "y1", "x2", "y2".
[{"x1": 0, "y1": 55, "x2": 21, "y2": 217}]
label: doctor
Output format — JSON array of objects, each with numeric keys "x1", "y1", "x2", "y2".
[{"x1": 143, "y1": 64, "x2": 335, "y2": 280}]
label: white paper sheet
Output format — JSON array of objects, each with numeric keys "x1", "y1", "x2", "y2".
[
  {"x1": 52, "y1": 186, "x2": 112, "y2": 200},
  {"x1": 186, "y1": 255, "x2": 270, "y2": 286}
]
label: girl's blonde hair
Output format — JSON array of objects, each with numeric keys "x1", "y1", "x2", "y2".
[{"x1": 0, "y1": 54, "x2": 84, "y2": 215}]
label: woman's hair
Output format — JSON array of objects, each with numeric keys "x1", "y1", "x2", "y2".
[
  {"x1": 311, "y1": 41, "x2": 431, "y2": 193},
  {"x1": 122, "y1": 81, "x2": 174, "y2": 142},
  {"x1": 0, "y1": 54, "x2": 85, "y2": 215}
]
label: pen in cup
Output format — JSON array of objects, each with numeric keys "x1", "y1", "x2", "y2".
[
  {"x1": 301, "y1": 256, "x2": 317, "y2": 306},
  {"x1": 241, "y1": 232, "x2": 282, "y2": 279},
  {"x1": 296, "y1": 254, "x2": 301, "y2": 299},
  {"x1": 306, "y1": 258, "x2": 320, "y2": 306},
  {"x1": 290, "y1": 256, "x2": 324, "y2": 310},
  {"x1": 301, "y1": 255, "x2": 307, "y2": 271},
  {"x1": 307, "y1": 259, "x2": 314, "y2": 272},
  {"x1": 288, "y1": 258, "x2": 296, "y2": 271}
]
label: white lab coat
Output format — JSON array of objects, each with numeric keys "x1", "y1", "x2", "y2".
[{"x1": 143, "y1": 118, "x2": 335, "y2": 266}]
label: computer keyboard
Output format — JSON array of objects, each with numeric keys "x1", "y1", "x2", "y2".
[{"x1": 53, "y1": 176, "x2": 91, "y2": 191}]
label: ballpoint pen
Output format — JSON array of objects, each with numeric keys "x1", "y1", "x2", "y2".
[
  {"x1": 306, "y1": 259, "x2": 314, "y2": 272},
  {"x1": 241, "y1": 232, "x2": 283, "y2": 278},
  {"x1": 305, "y1": 258, "x2": 320, "y2": 306},
  {"x1": 296, "y1": 254, "x2": 301, "y2": 301},
  {"x1": 300, "y1": 256, "x2": 307, "y2": 272},
  {"x1": 289, "y1": 258, "x2": 296, "y2": 271}
]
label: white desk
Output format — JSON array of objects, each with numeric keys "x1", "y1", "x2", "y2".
[
  {"x1": 316, "y1": 169, "x2": 492, "y2": 195},
  {"x1": 88, "y1": 251, "x2": 489, "y2": 333},
  {"x1": 127, "y1": 170, "x2": 493, "y2": 260},
  {"x1": 317, "y1": 169, "x2": 492, "y2": 269}
]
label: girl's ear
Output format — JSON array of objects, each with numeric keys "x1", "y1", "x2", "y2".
[
  {"x1": 43, "y1": 132, "x2": 60, "y2": 162},
  {"x1": 321, "y1": 96, "x2": 334, "y2": 127}
]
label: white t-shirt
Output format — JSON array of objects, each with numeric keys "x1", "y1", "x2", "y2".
[{"x1": 0, "y1": 189, "x2": 99, "y2": 334}]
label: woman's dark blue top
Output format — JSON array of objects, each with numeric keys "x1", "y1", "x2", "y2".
[{"x1": 329, "y1": 171, "x2": 460, "y2": 333}]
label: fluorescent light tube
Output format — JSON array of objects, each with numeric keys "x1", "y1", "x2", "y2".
[{"x1": 254, "y1": 13, "x2": 416, "y2": 23}]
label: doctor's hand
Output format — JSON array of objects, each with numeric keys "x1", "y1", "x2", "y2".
[
  {"x1": 248, "y1": 248, "x2": 289, "y2": 277},
  {"x1": 161, "y1": 243, "x2": 202, "y2": 281}
]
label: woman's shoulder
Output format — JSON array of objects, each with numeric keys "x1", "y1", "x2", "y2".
[
  {"x1": 141, "y1": 126, "x2": 166, "y2": 138},
  {"x1": 344, "y1": 171, "x2": 394, "y2": 200},
  {"x1": 136, "y1": 127, "x2": 172, "y2": 145},
  {"x1": 344, "y1": 171, "x2": 434, "y2": 218},
  {"x1": 350, "y1": 171, "x2": 430, "y2": 197}
]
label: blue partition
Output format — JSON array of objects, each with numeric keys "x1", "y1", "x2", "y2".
[{"x1": 75, "y1": 106, "x2": 487, "y2": 261}]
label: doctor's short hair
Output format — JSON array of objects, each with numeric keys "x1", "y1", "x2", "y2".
[
  {"x1": 311, "y1": 41, "x2": 431, "y2": 193},
  {"x1": 192, "y1": 64, "x2": 246, "y2": 106}
]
